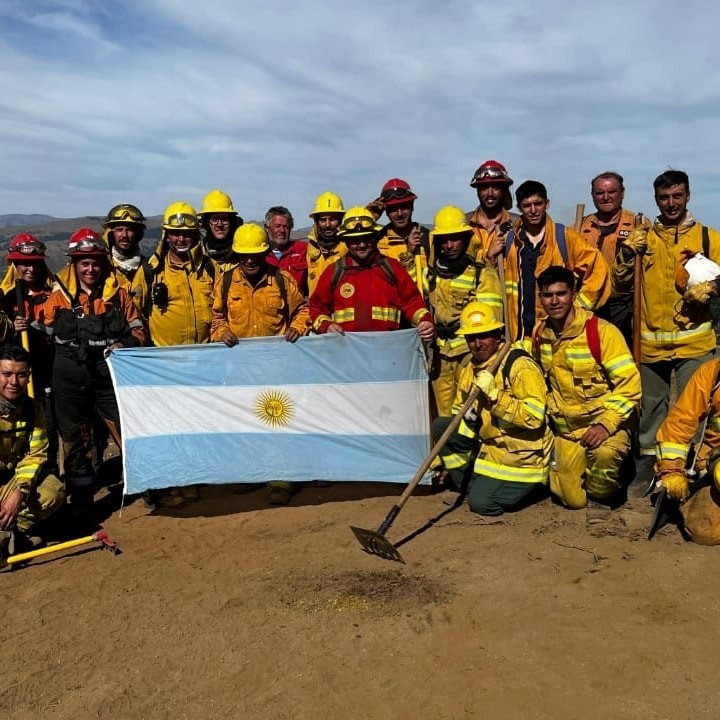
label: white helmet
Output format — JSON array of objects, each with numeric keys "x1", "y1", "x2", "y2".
[{"x1": 685, "y1": 253, "x2": 720, "y2": 288}]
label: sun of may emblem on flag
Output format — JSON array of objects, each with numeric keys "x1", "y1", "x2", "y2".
[{"x1": 254, "y1": 389, "x2": 295, "y2": 428}]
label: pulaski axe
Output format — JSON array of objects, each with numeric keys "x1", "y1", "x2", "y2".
[{"x1": 351, "y1": 258, "x2": 512, "y2": 563}]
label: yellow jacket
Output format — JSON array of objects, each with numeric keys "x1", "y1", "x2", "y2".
[
  {"x1": 534, "y1": 307, "x2": 641, "y2": 434},
  {"x1": 491, "y1": 217, "x2": 611, "y2": 342},
  {"x1": 306, "y1": 228, "x2": 346, "y2": 297},
  {"x1": 612, "y1": 216, "x2": 720, "y2": 363},
  {"x1": 425, "y1": 260, "x2": 502, "y2": 358},
  {"x1": 210, "y1": 266, "x2": 310, "y2": 340},
  {"x1": 444, "y1": 345, "x2": 552, "y2": 484},
  {"x1": 0, "y1": 398, "x2": 48, "y2": 496},
  {"x1": 656, "y1": 357, "x2": 720, "y2": 469},
  {"x1": 130, "y1": 243, "x2": 215, "y2": 347},
  {"x1": 467, "y1": 207, "x2": 516, "y2": 262}
]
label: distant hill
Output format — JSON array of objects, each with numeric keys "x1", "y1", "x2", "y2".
[
  {"x1": 0, "y1": 214, "x2": 313, "y2": 272},
  {"x1": 0, "y1": 214, "x2": 57, "y2": 228}
]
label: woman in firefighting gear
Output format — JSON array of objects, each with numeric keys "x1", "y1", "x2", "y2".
[
  {"x1": 309, "y1": 207, "x2": 435, "y2": 341},
  {"x1": 0, "y1": 233, "x2": 58, "y2": 472},
  {"x1": 103, "y1": 203, "x2": 148, "y2": 293},
  {"x1": 306, "y1": 192, "x2": 346, "y2": 296},
  {"x1": 131, "y1": 202, "x2": 215, "y2": 347},
  {"x1": 533, "y1": 266, "x2": 641, "y2": 521},
  {"x1": 432, "y1": 301, "x2": 552, "y2": 516},
  {"x1": 654, "y1": 357, "x2": 720, "y2": 544},
  {"x1": 42, "y1": 229, "x2": 147, "y2": 517},
  {"x1": 426, "y1": 205, "x2": 502, "y2": 416},
  {"x1": 197, "y1": 189, "x2": 243, "y2": 272}
]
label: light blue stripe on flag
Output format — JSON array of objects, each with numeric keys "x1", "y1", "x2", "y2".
[{"x1": 106, "y1": 329, "x2": 431, "y2": 494}]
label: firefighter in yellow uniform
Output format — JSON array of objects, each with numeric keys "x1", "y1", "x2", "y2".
[
  {"x1": 306, "y1": 192, "x2": 347, "y2": 297},
  {"x1": 0, "y1": 345, "x2": 64, "y2": 556},
  {"x1": 131, "y1": 202, "x2": 215, "y2": 348},
  {"x1": 654, "y1": 357, "x2": 720, "y2": 544},
  {"x1": 467, "y1": 160, "x2": 517, "y2": 262},
  {"x1": 425, "y1": 205, "x2": 502, "y2": 416},
  {"x1": 432, "y1": 302, "x2": 552, "y2": 516},
  {"x1": 211, "y1": 223, "x2": 310, "y2": 506},
  {"x1": 533, "y1": 266, "x2": 641, "y2": 520},
  {"x1": 103, "y1": 204, "x2": 148, "y2": 294},
  {"x1": 197, "y1": 189, "x2": 243, "y2": 273}
]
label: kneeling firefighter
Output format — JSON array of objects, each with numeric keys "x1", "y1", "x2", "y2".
[{"x1": 42, "y1": 229, "x2": 147, "y2": 517}]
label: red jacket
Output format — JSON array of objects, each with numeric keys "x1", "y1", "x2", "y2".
[
  {"x1": 266, "y1": 240, "x2": 308, "y2": 295},
  {"x1": 310, "y1": 252, "x2": 432, "y2": 333}
]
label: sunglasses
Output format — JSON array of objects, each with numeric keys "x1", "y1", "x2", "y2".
[{"x1": 164, "y1": 213, "x2": 199, "y2": 230}]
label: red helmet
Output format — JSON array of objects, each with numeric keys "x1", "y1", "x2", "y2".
[
  {"x1": 7, "y1": 233, "x2": 47, "y2": 262},
  {"x1": 470, "y1": 160, "x2": 513, "y2": 188},
  {"x1": 380, "y1": 177, "x2": 417, "y2": 207},
  {"x1": 67, "y1": 228, "x2": 109, "y2": 258}
]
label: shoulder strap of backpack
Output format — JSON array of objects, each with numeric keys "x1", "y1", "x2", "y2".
[
  {"x1": 501, "y1": 347, "x2": 533, "y2": 386},
  {"x1": 585, "y1": 314, "x2": 602, "y2": 366},
  {"x1": 377, "y1": 255, "x2": 397, "y2": 286},
  {"x1": 555, "y1": 223, "x2": 569, "y2": 266},
  {"x1": 270, "y1": 267, "x2": 289, "y2": 325},
  {"x1": 221, "y1": 268, "x2": 234, "y2": 311},
  {"x1": 702, "y1": 225, "x2": 710, "y2": 257},
  {"x1": 330, "y1": 256, "x2": 348, "y2": 294},
  {"x1": 140, "y1": 260, "x2": 154, "y2": 317},
  {"x1": 504, "y1": 230, "x2": 515, "y2": 255},
  {"x1": 205, "y1": 258, "x2": 216, "y2": 281}
]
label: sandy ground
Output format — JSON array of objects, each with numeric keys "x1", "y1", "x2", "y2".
[{"x1": 1, "y1": 469, "x2": 718, "y2": 720}]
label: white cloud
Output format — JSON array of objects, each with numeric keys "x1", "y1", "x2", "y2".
[{"x1": 0, "y1": 0, "x2": 718, "y2": 228}]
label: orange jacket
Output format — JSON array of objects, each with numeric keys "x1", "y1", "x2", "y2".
[
  {"x1": 656, "y1": 358, "x2": 720, "y2": 470},
  {"x1": 468, "y1": 207, "x2": 517, "y2": 262},
  {"x1": 310, "y1": 252, "x2": 432, "y2": 333},
  {"x1": 579, "y1": 208, "x2": 647, "y2": 271},
  {"x1": 210, "y1": 266, "x2": 309, "y2": 340},
  {"x1": 491, "y1": 216, "x2": 611, "y2": 342}
]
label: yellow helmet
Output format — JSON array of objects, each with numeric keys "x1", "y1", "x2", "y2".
[
  {"x1": 338, "y1": 206, "x2": 381, "y2": 239},
  {"x1": 198, "y1": 189, "x2": 237, "y2": 217},
  {"x1": 163, "y1": 201, "x2": 199, "y2": 230},
  {"x1": 456, "y1": 301, "x2": 504, "y2": 336},
  {"x1": 232, "y1": 223, "x2": 270, "y2": 254},
  {"x1": 310, "y1": 191, "x2": 345, "y2": 218},
  {"x1": 432, "y1": 205, "x2": 472, "y2": 237}
]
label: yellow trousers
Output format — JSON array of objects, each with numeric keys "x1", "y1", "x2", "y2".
[
  {"x1": 431, "y1": 353, "x2": 471, "y2": 417},
  {"x1": 0, "y1": 473, "x2": 65, "y2": 533},
  {"x1": 550, "y1": 427, "x2": 630, "y2": 509}
]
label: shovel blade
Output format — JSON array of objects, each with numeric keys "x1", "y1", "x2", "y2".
[
  {"x1": 648, "y1": 487, "x2": 669, "y2": 540},
  {"x1": 350, "y1": 526, "x2": 405, "y2": 564}
]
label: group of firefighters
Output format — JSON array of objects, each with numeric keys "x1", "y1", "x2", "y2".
[{"x1": 2, "y1": 159, "x2": 720, "y2": 559}]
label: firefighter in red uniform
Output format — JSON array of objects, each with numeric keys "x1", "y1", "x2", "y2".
[
  {"x1": 264, "y1": 206, "x2": 308, "y2": 295},
  {"x1": 310, "y1": 207, "x2": 435, "y2": 340}
]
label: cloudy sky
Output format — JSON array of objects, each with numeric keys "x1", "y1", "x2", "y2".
[{"x1": 1, "y1": 1, "x2": 719, "y2": 226}]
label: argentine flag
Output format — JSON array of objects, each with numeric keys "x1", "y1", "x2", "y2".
[{"x1": 106, "y1": 330, "x2": 431, "y2": 495}]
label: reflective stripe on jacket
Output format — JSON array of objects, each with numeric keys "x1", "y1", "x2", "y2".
[
  {"x1": 534, "y1": 307, "x2": 640, "y2": 434},
  {"x1": 0, "y1": 398, "x2": 48, "y2": 496}
]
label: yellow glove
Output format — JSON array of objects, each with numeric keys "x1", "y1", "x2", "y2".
[
  {"x1": 473, "y1": 370, "x2": 498, "y2": 402},
  {"x1": 620, "y1": 228, "x2": 648, "y2": 256},
  {"x1": 683, "y1": 280, "x2": 719, "y2": 305},
  {"x1": 660, "y1": 471, "x2": 690, "y2": 502}
]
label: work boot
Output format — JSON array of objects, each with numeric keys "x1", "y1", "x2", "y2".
[
  {"x1": 0, "y1": 530, "x2": 12, "y2": 559},
  {"x1": 267, "y1": 481, "x2": 293, "y2": 506},
  {"x1": 68, "y1": 475, "x2": 96, "y2": 520},
  {"x1": 586, "y1": 500, "x2": 612, "y2": 525},
  {"x1": 627, "y1": 456, "x2": 655, "y2": 499}
]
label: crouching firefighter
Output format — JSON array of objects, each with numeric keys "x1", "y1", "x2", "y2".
[
  {"x1": 0, "y1": 344, "x2": 65, "y2": 557},
  {"x1": 533, "y1": 266, "x2": 641, "y2": 523},
  {"x1": 42, "y1": 229, "x2": 147, "y2": 518},
  {"x1": 654, "y1": 357, "x2": 720, "y2": 544},
  {"x1": 432, "y1": 302, "x2": 552, "y2": 516}
]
